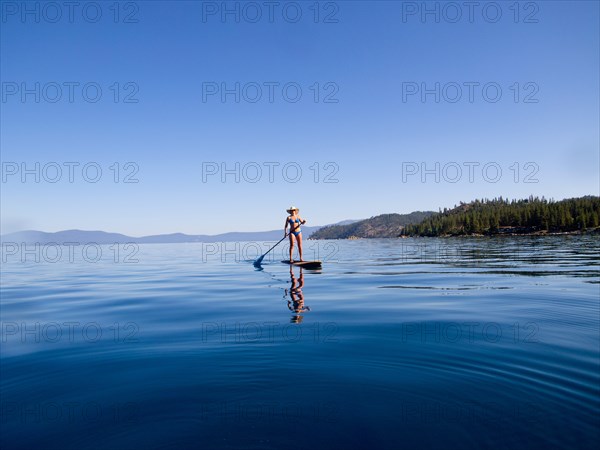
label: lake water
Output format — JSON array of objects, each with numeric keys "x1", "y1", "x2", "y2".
[{"x1": 1, "y1": 237, "x2": 599, "y2": 449}]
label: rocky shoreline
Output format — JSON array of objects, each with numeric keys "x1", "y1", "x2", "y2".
[{"x1": 317, "y1": 228, "x2": 600, "y2": 240}]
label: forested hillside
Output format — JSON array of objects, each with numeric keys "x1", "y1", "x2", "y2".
[
  {"x1": 309, "y1": 211, "x2": 434, "y2": 239},
  {"x1": 401, "y1": 196, "x2": 600, "y2": 236}
]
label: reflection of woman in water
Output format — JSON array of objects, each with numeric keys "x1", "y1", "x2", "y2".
[{"x1": 284, "y1": 266, "x2": 310, "y2": 323}]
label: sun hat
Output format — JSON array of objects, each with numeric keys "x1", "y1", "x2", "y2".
[{"x1": 286, "y1": 206, "x2": 299, "y2": 213}]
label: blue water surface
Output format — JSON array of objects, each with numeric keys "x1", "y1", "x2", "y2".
[{"x1": 1, "y1": 237, "x2": 599, "y2": 449}]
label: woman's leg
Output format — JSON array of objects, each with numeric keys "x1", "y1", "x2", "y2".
[
  {"x1": 297, "y1": 233, "x2": 303, "y2": 261},
  {"x1": 289, "y1": 234, "x2": 295, "y2": 262}
]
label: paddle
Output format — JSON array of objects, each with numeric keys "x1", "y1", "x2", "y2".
[{"x1": 254, "y1": 234, "x2": 288, "y2": 267}]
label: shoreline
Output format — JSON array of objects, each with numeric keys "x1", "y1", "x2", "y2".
[{"x1": 310, "y1": 228, "x2": 600, "y2": 240}]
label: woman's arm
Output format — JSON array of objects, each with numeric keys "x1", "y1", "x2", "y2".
[{"x1": 284, "y1": 218, "x2": 289, "y2": 235}]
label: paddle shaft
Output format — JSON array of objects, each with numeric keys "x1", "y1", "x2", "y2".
[
  {"x1": 265, "y1": 234, "x2": 288, "y2": 256},
  {"x1": 254, "y1": 233, "x2": 288, "y2": 265}
]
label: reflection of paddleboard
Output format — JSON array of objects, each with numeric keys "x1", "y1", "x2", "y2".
[{"x1": 282, "y1": 260, "x2": 322, "y2": 270}]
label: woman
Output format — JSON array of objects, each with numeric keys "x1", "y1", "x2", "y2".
[{"x1": 284, "y1": 206, "x2": 306, "y2": 263}]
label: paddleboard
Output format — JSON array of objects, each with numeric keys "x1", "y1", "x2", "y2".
[{"x1": 282, "y1": 260, "x2": 322, "y2": 270}]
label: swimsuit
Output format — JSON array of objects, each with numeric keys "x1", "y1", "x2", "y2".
[{"x1": 288, "y1": 217, "x2": 302, "y2": 236}]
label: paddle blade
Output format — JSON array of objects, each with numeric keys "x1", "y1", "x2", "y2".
[
  {"x1": 253, "y1": 255, "x2": 265, "y2": 267},
  {"x1": 253, "y1": 235, "x2": 287, "y2": 268}
]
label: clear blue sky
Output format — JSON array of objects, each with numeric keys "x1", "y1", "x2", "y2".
[{"x1": 1, "y1": 1, "x2": 598, "y2": 235}]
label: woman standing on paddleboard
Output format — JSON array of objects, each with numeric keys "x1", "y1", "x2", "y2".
[{"x1": 285, "y1": 206, "x2": 306, "y2": 263}]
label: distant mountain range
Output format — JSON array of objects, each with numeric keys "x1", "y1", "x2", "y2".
[
  {"x1": 7, "y1": 197, "x2": 596, "y2": 244},
  {"x1": 0, "y1": 220, "x2": 361, "y2": 244}
]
